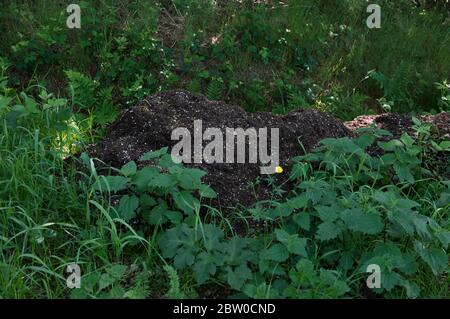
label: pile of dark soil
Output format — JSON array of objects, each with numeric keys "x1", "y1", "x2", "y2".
[
  {"x1": 87, "y1": 90, "x2": 350, "y2": 208},
  {"x1": 87, "y1": 91, "x2": 449, "y2": 208}
]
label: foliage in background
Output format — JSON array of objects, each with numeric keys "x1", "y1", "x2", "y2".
[{"x1": 0, "y1": 0, "x2": 449, "y2": 119}]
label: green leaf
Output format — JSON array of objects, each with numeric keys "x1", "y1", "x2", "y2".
[
  {"x1": 106, "y1": 264, "x2": 127, "y2": 279},
  {"x1": 164, "y1": 210, "x2": 183, "y2": 224},
  {"x1": 177, "y1": 168, "x2": 207, "y2": 190},
  {"x1": 99, "y1": 273, "x2": 116, "y2": 290},
  {"x1": 144, "y1": 204, "x2": 166, "y2": 225},
  {"x1": 117, "y1": 195, "x2": 139, "y2": 221},
  {"x1": 394, "y1": 163, "x2": 414, "y2": 183},
  {"x1": 193, "y1": 252, "x2": 219, "y2": 284},
  {"x1": 387, "y1": 210, "x2": 416, "y2": 236},
  {"x1": 286, "y1": 195, "x2": 308, "y2": 209},
  {"x1": 120, "y1": 161, "x2": 137, "y2": 177},
  {"x1": 315, "y1": 205, "x2": 339, "y2": 222},
  {"x1": 198, "y1": 184, "x2": 217, "y2": 198},
  {"x1": 152, "y1": 173, "x2": 176, "y2": 189},
  {"x1": 434, "y1": 229, "x2": 450, "y2": 249},
  {"x1": 139, "y1": 194, "x2": 157, "y2": 208},
  {"x1": 340, "y1": 208, "x2": 383, "y2": 235},
  {"x1": 293, "y1": 213, "x2": 310, "y2": 231},
  {"x1": 173, "y1": 191, "x2": 199, "y2": 215},
  {"x1": 316, "y1": 221, "x2": 341, "y2": 241},
  {"x1": 261, "y1": 244, "x2": 289, "y2": 262},
  {"x1": 275, "y1": 229, "x2": 308, "y2": 257},
  {"x1": 202, "y1": 224, "x2": 224, "y2": 251},
  {"x1": 222, "y1": 237, "x2": 254, "y2": 265},
  {"x1": 92, "y1": 176, "x2": 130, "y2": 192},
  {"x1": 139, "y1": 147, "x2": 168, "y2": 161},
  {"x1": 227, "y1": 264, "x2": 252, "y2": 290},
  {"x1": 414, "y1": 241, "x2": 448, "y2": 275},
  {"x1": 0, "y1": 96, "x2": 13, "y2": 110},
  {"x1": 438, "y1": 140, "x2": 450, "y2": 151},
  {"x1": 132, "y1": 167, "x2": 160, "y2": 190}
]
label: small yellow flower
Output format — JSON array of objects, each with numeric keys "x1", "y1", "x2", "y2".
[{"x1": 275, "y1": 166, "x2": 283, "y2": 174}]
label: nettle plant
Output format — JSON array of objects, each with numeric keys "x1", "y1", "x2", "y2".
[
  {"x1": 87, "y1": 147, "x2": 217, "y2": 226},
  {"x1": 249, "y1": 124, "x2": 449, "y2": 298},
  {"x1": 86, "y1": 123, "x2": 449, "y2": 299}
]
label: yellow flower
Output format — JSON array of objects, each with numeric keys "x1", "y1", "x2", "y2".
[{"x1": 275, "y1": 166, "x2": 283, "y2": 174}]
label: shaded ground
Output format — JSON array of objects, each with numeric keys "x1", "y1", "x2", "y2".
[{"x1": 88, "y1": 90, "x2": 350, "y2": 208}]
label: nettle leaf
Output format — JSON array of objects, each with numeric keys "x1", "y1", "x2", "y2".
[
  {"x1": 144, "y1": 204, "x2": 166, "y2": 225},
  {"x1": 117, "y1": 195, "x2": 139, "y2": 221},
  {"x1": 379, "y1": 139, "x2": 403, "y2": 152},
  {"x1": 315, "y1": 205, "x2": 339, "y2": 222},
  {"x1": 173, "y1": 190, "x2": 200, "y2": 215},
  {"x1": 131, "y1": 167, "x2": 160, "y2": 190},
  {"x1": 340, "y1": 208, "x2": 383, "y2": 235},
  {"x1": 99, "y1": 273, "x2": 117, "y2": 290},
  {"x1": 198, "y1": 184, "x2": 217, "y2": 198},
  {"x1": 299, "y1": 180, "x2": 330, "y2": 204},
  {"x1": 414, "y1": 241, "x2": 448, "y2": 275},
  {"x1": 289, "y1": 162, "x2": 310, "y2": 181},
  {"x1": 99, "y1": 265, "x2": 127, "y2": 290},
  {"x1": 92, "y1": 176, "x2": 130, "y2": 192},
  {"x1": 275, "y1": 229, "x2": 308, "y2": 257},
  {"x1": 106, "y1": 264, "x2": 127, "y2": 280},
  {"x1": 223, "y1": 237, "x2": 254, "y2": 265},
  {"x1": 393, "y1": 163, "x2": 415, "y2": 183},
  {"x1": 365, "y1": 242, "x2": 419, "y2": 277},
  {"x1": 202, "y1": 224, "x2": 224, "y2": 251},
  {"x1": 355, "y1": 133, "x2": 376, "y2": 149},
  {"x1": 158, "y1": 224, "x2": 198, "y2": 268},
  {"x1": 159, "y1": 154, "x2": 181, "y2": 169},
  {"x1": 143, "y1": 202, "x2": 181, "y2": 225},
  {"x1": 387, "y1": 210, "x2": 416, "y2": 236},
  {"x1": 293, "y1": 213, "x2": 310, "y2": 231},
  {"x1": 227, "y1": 264, "x2": 252, "y2": 290},
  {"x1": 139, "y1": 147, "x2": 168, "y2": 161},
  {"x1": 152, "y1": 173, "x2": 176, "y2": 189},
  {"x1": 286, "y1": 194, "x2": 308, "y2": 209},
  {"x1": 176, "y1": 168, "x2": 207, "y2": 190},
  {"x1": 120, "y1": 161, "x2": 137, "y2": 177},
  {"x1": 412, "y1": 215, "x2": 432, "y2": 240},
  {"x1": 315, "y1": 221, "x2": 341, "y2": 241},
  {"x1": 193, "y1": 252, "x2": 219, "y2": 284},
  {"x1": 139, "y1": 194, "x2": 157, "y2": 208},
  {"x1": 434, "y1": 229, "x2": 450, "y2": 249},
  {"x1": 380, "y1": 153, "x2": 396, "y2": 166},
  {"x1": 164, "y1": 210, "x2": 183, "y2": 225},
  {"x1": 399, "y1": 279, "x2": 420, "y2": 298},
  {"x1": 270, "y1": 202, "x2": 294, "y2": 218},
  {"x1": 261, "y1": 243, "x2": 289, "y2": 262}
]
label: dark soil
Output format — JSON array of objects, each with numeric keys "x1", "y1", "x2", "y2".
[
  {"x1": 87, "y1": 90, "x2": 350, "y2": 208},
  {"x1": 87, "y1": 91, "x2": 449, "y2": 208}
]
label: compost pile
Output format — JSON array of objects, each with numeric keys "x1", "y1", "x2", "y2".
[
  {"x1": 88, "y1": 90, "x2": 449, "y2": 208},
  {"x1": 87, "y1": 90, "x2": 350, "y2": 207}
]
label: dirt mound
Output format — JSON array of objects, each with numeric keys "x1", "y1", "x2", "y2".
[{"x1": 88, "y1": 90, "x2": 350, "y2": 208}]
